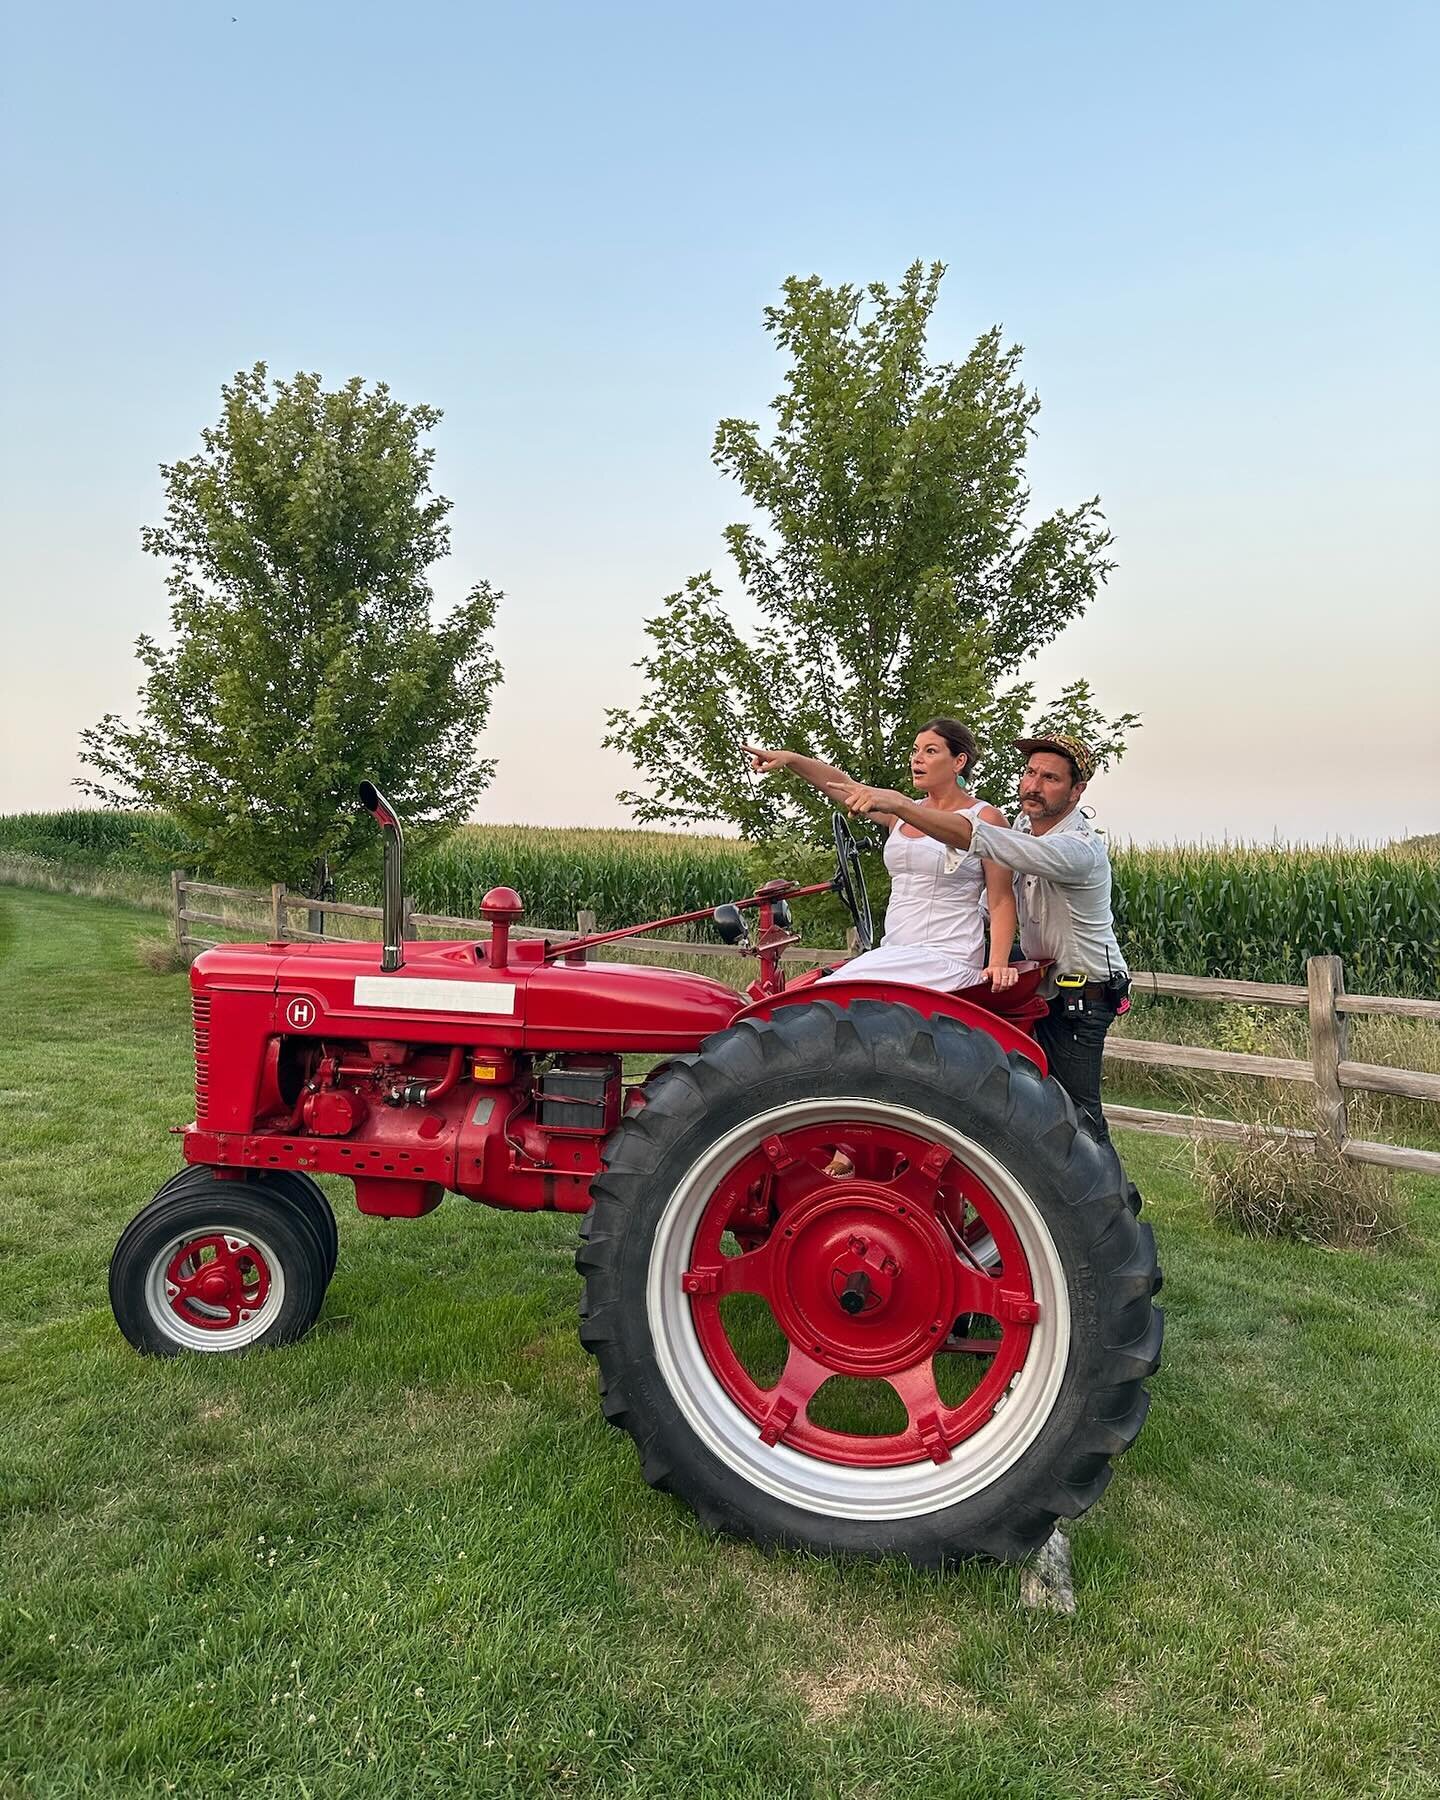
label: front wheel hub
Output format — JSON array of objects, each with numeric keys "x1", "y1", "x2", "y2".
[{"x1": 144, "y1": 1228, "x2": 284, "y2": 1349}]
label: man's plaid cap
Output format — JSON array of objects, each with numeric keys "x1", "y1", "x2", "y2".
[{"x1": 1012, "y1": 734, "x2": 1096, "y2": 782}]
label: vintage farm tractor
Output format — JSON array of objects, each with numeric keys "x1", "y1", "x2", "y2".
[{"x1": 110, "y1": 785, "x2": 1162, "y2": 1567}]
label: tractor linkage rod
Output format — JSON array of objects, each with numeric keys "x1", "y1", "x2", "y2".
[{"x1": 543, "y1": 879, "x2": 840, "y2": 961}]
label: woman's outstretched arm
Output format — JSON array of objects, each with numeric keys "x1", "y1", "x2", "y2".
[{"x1": 742, "y1": 744, "x2": 853, "y2": 799}]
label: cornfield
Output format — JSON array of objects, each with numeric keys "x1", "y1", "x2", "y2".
[
  {"x1": 2, "y1": 811, "x2": 1436, "y2": 996},
  {"x1": 0, "y1": 809, "x2": 192, "y2": 869},
  {"x1": 397, "y1": 825, "x2": 753, "y2": 942},
  {"x1": 1109, "y1": 842, "x2": 1439, "y2": 998}
]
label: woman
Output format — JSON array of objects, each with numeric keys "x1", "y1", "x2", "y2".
[{"x1": 742, "y1": 718, "x2": 1018, "y2": 992}]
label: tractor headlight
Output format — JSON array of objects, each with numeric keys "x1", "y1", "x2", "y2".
[{"x1": 712, "y1": 904, "x2": 748, "y2": 946}]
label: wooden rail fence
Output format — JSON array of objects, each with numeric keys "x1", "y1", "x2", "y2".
[{"x1": 173, "y1": 875, "x2": 1440, "y2": 1179}]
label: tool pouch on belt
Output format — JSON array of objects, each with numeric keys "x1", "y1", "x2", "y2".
[{"x1": 1056, "y1": 973, "x2": 1088, "y2": 1017}]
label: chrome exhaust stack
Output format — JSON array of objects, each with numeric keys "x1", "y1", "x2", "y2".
[{"x1": 358, "y1": 781, "x2": 406, "y2": 972}]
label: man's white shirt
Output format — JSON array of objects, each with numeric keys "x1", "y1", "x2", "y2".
[{"x1": 969, "y1": 808, "x2": 1127, "y2": 995}]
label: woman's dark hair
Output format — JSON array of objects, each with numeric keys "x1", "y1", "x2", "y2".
[{"x1": 918, "y1": 717, "x2": 978, "y2": 776}]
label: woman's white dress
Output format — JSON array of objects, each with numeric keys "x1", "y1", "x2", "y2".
[{"x1": 817, "y1": 800, "x2": 994, "y2": 991}]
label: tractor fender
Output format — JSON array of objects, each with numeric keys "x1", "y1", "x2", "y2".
[{"x1": 731, "y1": 979, "x2": 1047, "y2": 1075}]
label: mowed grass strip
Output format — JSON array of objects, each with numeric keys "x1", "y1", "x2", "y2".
[{"x1": 2, "y1": 887, "x2": 1439, "y2": 1799}]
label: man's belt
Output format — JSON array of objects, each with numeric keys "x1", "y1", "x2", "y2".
[{"x1": 1054, "y1": 972, "x2": 1132, "y2": 1011}]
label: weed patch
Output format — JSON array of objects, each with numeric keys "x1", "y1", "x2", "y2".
[
  {"x1": 1194, "y1": 1103, "x2": 1404, "y2": 1248},
  {"x1": 134, "y1": 933, "x2": 192, "y2": 974}
]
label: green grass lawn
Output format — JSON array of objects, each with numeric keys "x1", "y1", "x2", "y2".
[{"x1": 3, "y1": 886, "x2": 1439, "y2": 1799}]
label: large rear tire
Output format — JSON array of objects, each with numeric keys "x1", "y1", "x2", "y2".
[{"x1": 578, "y1": 1000, "x2": 1162, "y2": 1566}]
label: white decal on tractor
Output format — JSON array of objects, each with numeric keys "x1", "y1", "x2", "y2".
[
  {"x1": 353, "y1": 976, "x2": 517, "y2": 1016},
  {"x1": 285, "y1": 997, "x2": 316, "y2": 1029}
]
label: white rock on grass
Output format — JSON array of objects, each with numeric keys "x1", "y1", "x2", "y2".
[{"x1": 1019, "y1": 1526, "x2": 1076, "y2": 1615}]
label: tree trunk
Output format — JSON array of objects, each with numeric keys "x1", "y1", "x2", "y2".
[{"x1": 307, "y1": 854, "x2": 329, "y2": 939}]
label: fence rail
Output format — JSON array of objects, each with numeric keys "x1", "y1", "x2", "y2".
[{"x1": 172, "y1": 875, "x2": 1440, "y2": 1178}]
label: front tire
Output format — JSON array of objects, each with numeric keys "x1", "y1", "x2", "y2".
[
  {"x1": 153, "y1": 1165, "x2": 338, "y2": 1280},
  {"x1": 111, "y1": 1175, "x2": 329, "y2": 1356},
  {"x1": 578, "y1": 1001, "x2": 1162, "y2": 1566}
]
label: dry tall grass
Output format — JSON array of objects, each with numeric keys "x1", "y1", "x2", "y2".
[
  {"x1": 133, "y1": 935, "x2": 193, "y2": 975},
  {"x1": 1189, "y1": 1082, "x2": 1404, "y2": 1248},
  {"x1": 0, "y1": 853, "x2": 171, "y2": 914}
]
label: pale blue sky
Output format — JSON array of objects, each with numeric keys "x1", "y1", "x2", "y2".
[{"x1": 2, "y1": 0, "x2": 1436, "y2": 842}]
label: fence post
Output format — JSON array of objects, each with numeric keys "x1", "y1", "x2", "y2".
[
  {"x1": 402, "y1": 896, "x2": 417, "y2": 941},
  {"x1": 270, "y1": 883, "x2": 287, "y2": 941},
  {"x1": 1307, "y1": 954, "x2": 1350, "y2": 1149},
  {"x1": 845, "y1": 928, "x2": 860, "y2": 954},
  {"x1": 171, "y1": 870, "x2": 184, "y2": 949},
  {"x1": 577, "y1": 909, "x2": 597, "y2": 936}
]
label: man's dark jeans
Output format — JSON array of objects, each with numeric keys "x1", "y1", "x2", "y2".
[{"x1": 1034, "y1": 995, "x2": 1118, "y2": 1145}]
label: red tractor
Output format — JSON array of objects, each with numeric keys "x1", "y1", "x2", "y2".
[{"x1": 111, "y1": 785, "x2": 1162, "y2": 1567}]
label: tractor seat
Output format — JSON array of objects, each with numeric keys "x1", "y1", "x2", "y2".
[
  {"x1": 952, "y1": 959, "x2": 1052, "y2": 1029},
  {"x1": 785, "y1": 957, "x2": 1053, "y2": 1031}
]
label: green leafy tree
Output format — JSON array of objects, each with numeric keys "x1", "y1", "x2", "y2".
[
  {"x1": 80, "y1": 365, "x2": 503, "y2": 904},
  {"x1": 606, "y1": 262, "x2": 1138, "y2": 839}
]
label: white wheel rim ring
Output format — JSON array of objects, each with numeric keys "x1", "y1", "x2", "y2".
[
  {"x1": 646, "y1": 1098, "x2": 1072, "y2": 1521},
  {"x1": 143, "y1": 1227, "x2": 287, "y2": 1351}
]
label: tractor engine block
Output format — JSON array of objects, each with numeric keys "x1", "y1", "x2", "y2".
[{"x1": 185, "y1": 998, "x2": 621, "y2": 1219}]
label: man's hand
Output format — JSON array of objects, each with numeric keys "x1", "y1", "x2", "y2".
[
  {"x1": 982, "y1": 961, "x2": 1020, "y2": 992},
  {"x1": 742, "y1": 743, "x2": 791, "y2": 774},
  {"x1": 826, "y1": 778, "x2": 906, "y2": 818}
]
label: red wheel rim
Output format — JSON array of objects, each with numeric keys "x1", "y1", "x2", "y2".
[
  {"x1": 681, "y1": 1118, "x2": 1041, "y2": 1468},
  {"x1": 163, "y1": 1233, "x2": 273, "y2": 1332}
]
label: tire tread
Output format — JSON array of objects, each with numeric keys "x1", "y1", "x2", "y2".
[{"x1": 577, "y1": 999, "x2": 1162, "y2": 1566}]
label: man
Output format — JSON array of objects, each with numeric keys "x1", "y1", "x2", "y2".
[{"x1": 827, "y1": 733, "x2": 1130, "y2": 1144}]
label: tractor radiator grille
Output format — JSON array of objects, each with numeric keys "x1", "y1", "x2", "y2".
[{"x1": 192, "y1": 994, "x2": 212, "y2": 1124}]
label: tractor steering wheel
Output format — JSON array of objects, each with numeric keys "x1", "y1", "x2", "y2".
[{"x1": 830, "y1": 812, "x2": 875, "y2": 953}]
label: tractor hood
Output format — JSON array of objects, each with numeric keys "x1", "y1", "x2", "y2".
[{"x1": 192, "y1": 937, "x2": 742, "y2": 1054}]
